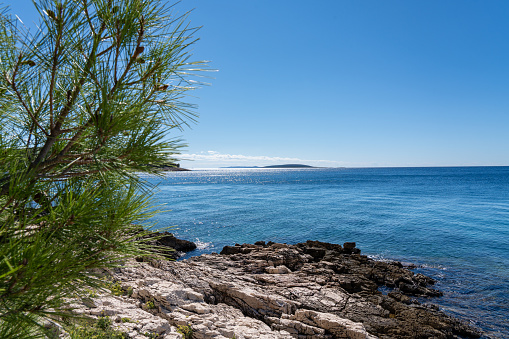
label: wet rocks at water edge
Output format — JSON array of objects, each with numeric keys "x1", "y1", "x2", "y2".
[
  {"x1": 70, "y1": 240, "x2": 482, "y2": 339},
  {"x1": 139, "y1": 231, "x2": 197, "y2": 260}
]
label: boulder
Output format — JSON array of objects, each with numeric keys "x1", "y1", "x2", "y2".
[
  {"x1": 156, "y1": 232, "x2": 197, "y2": 252},
  {"x1": 140, "y1": 231, "x2": 197, "y2": 260}
]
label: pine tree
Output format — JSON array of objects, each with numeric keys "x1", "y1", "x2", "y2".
[{"x1": 0, "y1": 0, "x2": 207, "y2": 337}]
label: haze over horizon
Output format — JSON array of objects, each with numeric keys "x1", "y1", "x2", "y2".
[
  {"x1": 9, "y1": 0, "x2": 509, "y2": 168},
  {"x1": 178, "y1": 150, "x2": 509, "y2": 170}
]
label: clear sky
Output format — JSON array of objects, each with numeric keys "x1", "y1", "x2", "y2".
[{"x1": 6, "y1": 1, "x2": 509, "y2": 168}]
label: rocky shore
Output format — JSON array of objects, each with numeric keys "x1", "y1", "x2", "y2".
[{"x1": 69, "y1": 239, "x2": 482, "y2": 339}]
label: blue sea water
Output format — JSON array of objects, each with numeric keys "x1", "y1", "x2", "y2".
[{"x1": 145, "y1": 167, "x2": 509, "y2": 338}]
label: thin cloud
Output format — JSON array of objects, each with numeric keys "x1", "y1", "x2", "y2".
[{"x1": 180, "y1": 151, "x2": 344, "y2": 166}]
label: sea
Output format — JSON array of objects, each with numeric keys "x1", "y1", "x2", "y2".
[{"x1": 144, "y1": 166, "x2": 509, "y2": 338}]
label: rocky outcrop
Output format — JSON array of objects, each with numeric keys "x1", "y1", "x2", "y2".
[
  {"x1": 71, "y1": 240, "x2": 482, "y2": 339},
  {"x1": 140, "y1": 231, "x2": 197, "y2": 260}
]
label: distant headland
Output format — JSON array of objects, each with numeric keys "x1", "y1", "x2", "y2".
[{"x1": 223, "y1": 164, "x2": 320, "y2": 169}]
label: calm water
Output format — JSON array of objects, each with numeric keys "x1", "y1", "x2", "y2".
[{"x1": 145, "y1": 167, "x2": 509, "y2": 338}]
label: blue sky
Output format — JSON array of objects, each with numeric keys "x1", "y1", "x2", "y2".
[{"x1": 7, "y1": 1, "x2": 509, "y2": 168}]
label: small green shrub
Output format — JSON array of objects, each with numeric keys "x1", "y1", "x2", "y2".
[
  {"x1": 177, "y1": 324, "x2": 193, "y2": 339},
  {"x1": 66, "y1": 316, "x2": 126, "y2": 339},
  {"x1": 107, "y1": 281, "x2": 124, "y2": 296},
  {"x1": 85, "y1": 289, "x2": 98, "y2": 298},
  {"x1": 103, "y1": 279, "x2": 134, "y2": 297},
  {"x1": 96, "y1": 316, "x2": 112, "y2": 331},
  {"x1": 145, "y1": 300, "x2": 156, "y2": 309}
]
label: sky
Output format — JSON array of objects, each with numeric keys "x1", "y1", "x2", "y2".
[{"x1": 6, "y1": 1, "x2": 509, "y2": 168}]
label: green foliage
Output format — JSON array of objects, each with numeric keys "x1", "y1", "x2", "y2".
[
  {"x1": 144, "y1": 300, "x2": 156, "y2": 310},
  {"x1": 105, "y1": 280, "x2": 134, "y2": 297},
  {"x1": 96, "y1": 316, "x2": 112, "y2": 331},
  {"x1": 85, "y1": 289, "x2": 99, "y2": 298},
  {"x1": 0, "y1": 0, "x2": 207, "y2": 337},
  {"x1": 66, "y1": 316, "x2": 126, "y2": 339},
  {"x1": 107, "y1": 281, "x2": 124, "y2": 297},
  {"x1": 177, "y1": 324, "x2": 193, "y2": 339}
]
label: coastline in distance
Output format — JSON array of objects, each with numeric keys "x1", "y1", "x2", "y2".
[{"x1": 222, "y1": 164, "x2": 334, "y2": 169}]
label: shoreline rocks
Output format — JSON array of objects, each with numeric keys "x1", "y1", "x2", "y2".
[
  {"x1": 139, "y1": 231, "x2": 197, "y2": 260},
  {"x1": 71, "y1": 240, "x2": 482, "y2": 339}
]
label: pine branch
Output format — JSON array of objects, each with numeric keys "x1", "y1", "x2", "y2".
[
  {"x1": 48, "y1": 3, "x2": 64, "y2": 129},
  {"x1": 6, "y1": 54, "x2": 48, "y2": 136},
  {"x1": 29, "y1": 22, "x2": 107, "y2": 171}
]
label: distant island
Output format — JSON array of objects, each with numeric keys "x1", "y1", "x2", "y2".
[
  {"x1": 263, "y1": 164, "x2": 316, "y2": 168},
  {"x1": 222, "y1": 164, "x2": 320, "y2": 169}
]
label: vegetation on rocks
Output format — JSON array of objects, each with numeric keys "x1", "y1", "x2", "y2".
[
  {"x1": 0, "y1": 0, "x2": 206, "y2": 337},
  {"x1": 176, "y1": 324, "x2": 193, "y2": 339},
  {"x1": 65, "y1": 316, "x2": 126, "y2": 339}
]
